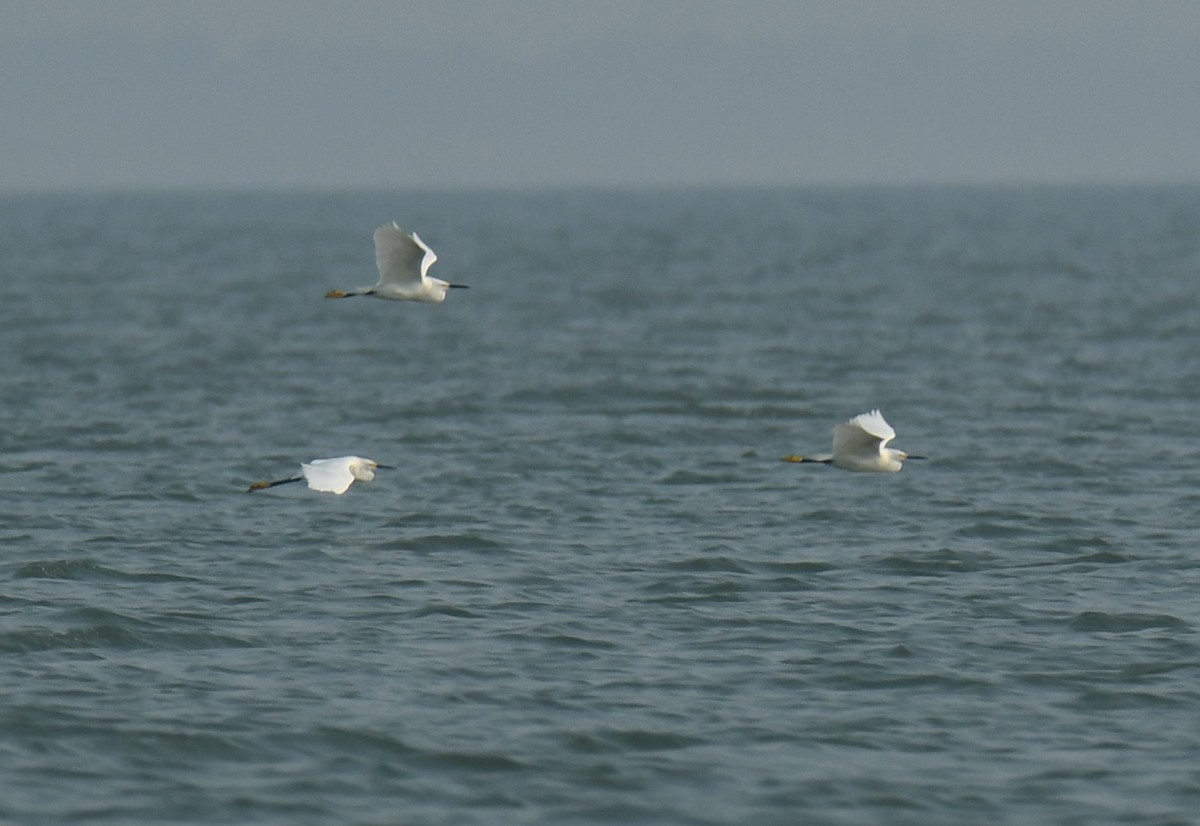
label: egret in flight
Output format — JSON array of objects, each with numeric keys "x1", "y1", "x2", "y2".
[
  {"x1": 247, "y1": 456, "x2": 394, "y2": 494},
  {"x1": 782, "y1": 410, "x2": 924, "y2": 473},
  {"x1": 325, "y1": 222, "x2": 468, "y2": 302}
]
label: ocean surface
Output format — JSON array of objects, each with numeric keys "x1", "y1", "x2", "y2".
[{"x1": 1, "y1": 186, "x2": 1198, "y2": 825}]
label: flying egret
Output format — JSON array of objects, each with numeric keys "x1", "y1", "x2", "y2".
[
  {"x1": 325, "y1": 222, "x2": 469, "y2": 302},
  {"x1": 782, "y1": 410, "x2": 925, "y2": 473},
  {"x1": 247, "y1": 456, "x2": 394, "y2": 494}
]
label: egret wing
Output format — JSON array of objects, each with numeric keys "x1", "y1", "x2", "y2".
[
  {"x1": 851, "y1": 410, "x2": 895, "y2": 442},
  {"x1": 301, "y1": 457, "x2": 357, "y2": 494},
  {"x1": 832, "y1": 410, "x2": 895, "y2": 458},
  {"x1": 373, "y1": 222, "x2": 434, "y2": 288},
  {"x1": 408, "y1": 232, "x2": 438, "y2": 279}
]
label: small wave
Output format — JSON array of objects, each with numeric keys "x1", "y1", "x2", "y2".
[
  {"x1": 662, "y1": 555, "x2": 754, "y2": 574},
  {"x1": 310, "y1": 725, "x2": 415, "y2": 759},
  {"x1": 874, "y1": 549, "x2": 989, "y2": 576},
  {"x1": 421, "y1": 748, "x2": 529, "y2": 773},
  {"x1": 0, "y1": 618, "x2": 255, "y2": 653},
  {"x1": 1060, "y1": 550, "x2": 1134, "y2": 566},
  {"x1": 757, "y1": 575, "x2": 821, "y2": 593},
  {"x1": 639, "y1": 579, "x2": 748, "y2": 605},
  {"x1": 1071, "y1": 688, "x2": 1187, "y2": 710},
  {"x1": 541, "y1": 633, "x2": 619, "y2": 650},
  {"x1": 13, "y1": 558, "x2": 197, "y2": 583},
  {"x1": 658, "y1": 469, "x2": 746, "y2": 485},
  {"x1": 954, "y1": 519, "x2": 1036, "y2": 540},
  {"x1": 411, "y1": 603, "x2": 484, "y2": 619},
  {"x1": 755, "y1": 560, "x2": 838, "y2": 575},
  {"x1": 1068, "y1": 611, "x2": 1190, "y2": 633},
  {"x1": 562, "y1": 727, "x2": 706, "y2": 755},
  {"x1": 372, "y1": 533, "x2": 507, "y2": 554},
  {"x1": 0, "y1": 625, "x2": 146, "y2": 653}
]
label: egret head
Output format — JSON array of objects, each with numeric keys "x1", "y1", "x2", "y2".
[
  {"x1": 350, "y1": 459, "x2": 378, "y2": 482},
  {"x1": 349, "y1": 459, "x2": 395, "y2": 483}
]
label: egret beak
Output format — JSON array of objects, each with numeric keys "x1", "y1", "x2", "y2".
[
  {"x1": 447, "y1": 283, "x2": 469, "y2": 289},
  {"x1": 904, "y1": 455, "x2": 927, "y2": 460},
  {"x1": 374, "y1": 463, "x2": 396, "y2": 469}
]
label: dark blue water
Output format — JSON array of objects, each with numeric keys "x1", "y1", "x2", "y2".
[{"x1": 2, "y1": 187, "x2": 1199, "y2": 824}]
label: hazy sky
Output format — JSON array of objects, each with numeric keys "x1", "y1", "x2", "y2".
[{"x1": 4, "y1": 0, "x2": 1199, "y2": 190}]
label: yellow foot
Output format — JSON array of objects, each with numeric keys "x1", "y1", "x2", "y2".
[
  {"x1": 324, "y1": 290, "x2": 348, "y2": 298},
  {"x1": 247, "y1": 480, "x2": 271, "y2": 492},
  {"x1": 780, "y1": 455, "x2": 807, "y2": 463}
]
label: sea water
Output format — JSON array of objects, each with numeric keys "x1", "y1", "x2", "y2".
[{"x1": 1, "y1": 186, "x2": 1198, "y2": 824}]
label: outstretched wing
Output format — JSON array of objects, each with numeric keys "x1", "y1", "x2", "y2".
[
  {"x1": 409, "y1": 232, "x2": 438, "y2": 279},
  {"x1": 374, "y1": 222, "x2": 436, "y2": 288},
  {"x1": 832, "y1": 409, "x2": 895, "y2": 458},
  {"x1": 301, "y1": 457, "x2": 357, "y2": 494}
]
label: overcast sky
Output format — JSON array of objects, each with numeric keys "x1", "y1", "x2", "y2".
[{"x1": 4, "y1": 0, "x2": 1199, "y2": 190}]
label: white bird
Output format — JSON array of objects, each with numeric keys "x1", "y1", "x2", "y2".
[
  {"x1": 782, "y1": 410, "x2": 924, "y2": 473},
  {"x1": 325, "y1": 222, "x2": 468, "y2": 302},
  {"x1": 247, "y1": 456, "x2": 394, "y2": 494}
]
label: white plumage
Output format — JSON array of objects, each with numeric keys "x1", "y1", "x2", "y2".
[
  {"x1": 783, "y1": 410, "x2": 923, "y2": 473},
  {"x1": 325, "y1": 222, "x2": 468, "y2": 302},
  {"x1": 247, "y1": 456, "x2": 394, "y2": 494}
]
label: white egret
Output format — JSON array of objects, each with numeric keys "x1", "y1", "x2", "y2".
[
  {"x1": 247, "y1": 456, "x2": 394, "y2": 494},
  {"x1": 325, "y1": 222, "x2": 468, "y2": 302},
  {"x1": 782, "y1": 410, "x2": 924, "y2": 473}
]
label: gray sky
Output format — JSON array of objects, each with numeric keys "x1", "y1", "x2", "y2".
[{"x1": 4, "y1": 0, "x2": 1199, "y2": 190}]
